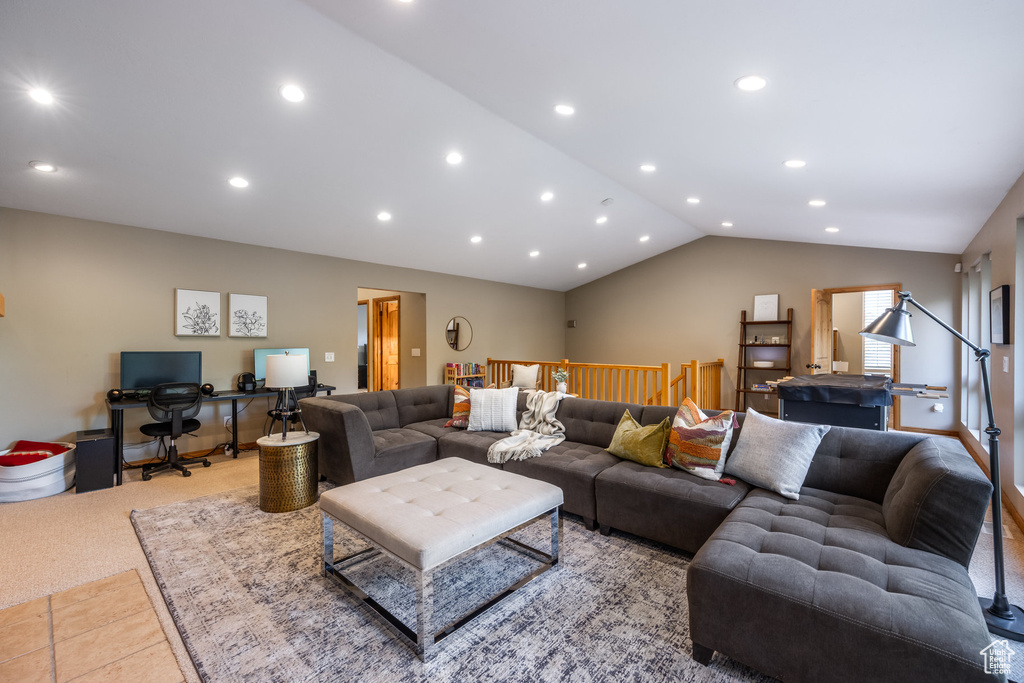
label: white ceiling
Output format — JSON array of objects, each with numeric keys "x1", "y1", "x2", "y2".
[{"x1": 2, "y1": 0, "x2": 1024, "y2": 291}]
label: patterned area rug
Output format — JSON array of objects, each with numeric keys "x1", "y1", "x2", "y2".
[{"x1": 131, "y1": 485, "x2": 773, "y2": 682}]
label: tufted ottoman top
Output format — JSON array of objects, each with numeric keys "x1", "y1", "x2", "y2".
[{"x1": 320, "y1": 458, "x2": 563, "y2": 571}]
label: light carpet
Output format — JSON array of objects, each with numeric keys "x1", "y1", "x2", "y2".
[{"x1": 131, "y1": 485, "x2": 773, "y2": 682}]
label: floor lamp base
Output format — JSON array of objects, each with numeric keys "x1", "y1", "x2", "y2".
[{"x1": 980, "y1": 597, "x2": 1024, "y2": 640}]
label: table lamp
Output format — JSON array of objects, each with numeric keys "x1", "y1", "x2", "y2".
[
  {"x1": 861, "y1": 290, "x2": 1024, "y2": 639},
  {"x1": 265, "y1": 352, "x2": 309, "y2": 440}
]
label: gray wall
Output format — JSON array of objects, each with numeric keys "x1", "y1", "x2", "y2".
[
  {"x1": 565, "y1": 235, "x2": 960, "y2": 430},
  {"x1": 832, "y1": 291, "x2": 864, "y2": 375},
  {"x1": 0, "y1": 208, "x2": 565, "y2": 460}
]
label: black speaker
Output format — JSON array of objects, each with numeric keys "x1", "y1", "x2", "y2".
[
  {"x1": 237, "y1": 372, "x2": 257, "y2": 392},
  {"x1": 75, "y1": 429, "x2": 115, "y2": 493},
  {"x1": 106, "y1": 389, "x2": 124, "y2": 402},
  {"x1": 200, "y1": 383, "x2": 215, "y2": 396},
  {"x1": 309, "y1": 370, "x2": 317, "y2": 387}
]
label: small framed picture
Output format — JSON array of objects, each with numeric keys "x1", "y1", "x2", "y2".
[
  {"x1": 175, "y1": 289, "x2": 220, "y2": 336},
  {"x1": 228, "y1": 293, "x2": 268, "y2": 338},
  {"x1": 991, "y1": 285, "x2": 1010, "y2": 345},
  {"x1": 753, "y1": 294, "x2": 779, "y2": 321},
  {"x1": 771, "y1": 336, "x2": 780, "y2": 344}
]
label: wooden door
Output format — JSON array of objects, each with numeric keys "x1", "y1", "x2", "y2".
[
  {"x1": 373, "y1": 296, "x2": 400, "y2": 391},
  {"x1": 810, "y1": 289, "x2": 832, "y2": 374}
]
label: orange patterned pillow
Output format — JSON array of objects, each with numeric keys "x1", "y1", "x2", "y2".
[
  {"x1": 664, "y1": 398, "x2": 737, "y2": 481},
  {"x1": 444, "y1": 385, "x2": 472, "y2": 428}
]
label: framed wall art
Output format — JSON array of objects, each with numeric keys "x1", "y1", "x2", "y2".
[
  {"x1": 753, "y1": 294, "x2": 779, "y2": 321},
  {"x1": 990, "y1": 285, "x2": 1010, "y2": 345},
  {"x1": 228, "y1": 293, "x2": 268, "y2": 338},
  {"x1": 175, "y1": 289, "x2": 220, "y2": 336}
]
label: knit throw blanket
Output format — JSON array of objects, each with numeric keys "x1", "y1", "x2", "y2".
[{"x1": 487, "y1": 391, "x2": 567, "y2": 464}]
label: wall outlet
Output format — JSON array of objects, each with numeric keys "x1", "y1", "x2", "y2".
[
  {"x1": 932, "y1": 403, "x2": 944, "y2": 413},
  {"x1": 411, "y1": 348, "x2": 421, "y2": 357},
  {"x1": 1003, "y1": 356, "x2": 1010, "y2": 373},
  {"x1": 325, "y1": 352, "x2": 335, "y2": 362}
]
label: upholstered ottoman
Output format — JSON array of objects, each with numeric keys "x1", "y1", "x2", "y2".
[{"x1": 319, "y1": 457, "x2": 563, "y2": 660}]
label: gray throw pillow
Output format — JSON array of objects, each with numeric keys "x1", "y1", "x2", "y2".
[{"x1": 724, "y1": 407, "x2": 829, "y2": 500}]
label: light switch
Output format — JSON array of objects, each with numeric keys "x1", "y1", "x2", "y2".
[
  {"x1": 411, "y1": 348, "x2": 421, "y2": 357},
  {"x1": 1004, "y1": 356, "x2": 1010, "y2": 373},
  {"x1": 325, "y1": 352, "x2": 335, "y2": 362}
]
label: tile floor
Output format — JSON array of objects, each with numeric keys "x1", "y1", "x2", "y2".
[{"x1": 0, "y1": 570, "x2": 183, "y2": 683}]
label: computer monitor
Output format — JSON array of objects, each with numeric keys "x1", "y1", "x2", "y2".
[
  {"x1": 120, "y1": 351, "x2": 202, "y2": 391},
  {"x1": 254, "y1": 347, "x2": 310, "y2": 381}
]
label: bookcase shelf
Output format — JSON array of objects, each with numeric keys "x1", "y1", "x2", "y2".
[{"x1": 735, "y1": 308, "x2": 793, "y2": 412}]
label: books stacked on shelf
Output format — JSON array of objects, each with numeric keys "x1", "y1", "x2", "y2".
[
  {"x1": 446, "y1": 362, "x2": 485, "y2": 376},
  {"x1": 750, "y1": 383, "x2": 772, "y2": 392},
  {"x1": 765, "y1": 376, "x2": 795, "y2": 389}
]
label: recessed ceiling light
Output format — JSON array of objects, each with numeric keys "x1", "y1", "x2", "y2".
[
  {"x1": 577, "y1": 262, "x2": 587, "y2": 269},
  {"x1": 734, "y1": 75, "x2": 767, "y2": 92},
  {"x1": 825, "y1": 226, "x2": 840, "y2": 233},
  {"x1": 445, "y1": 151, "x2": 463, "y2": 165},
  {"x1": 470, "y1": 235, "x2": 482, "y2": 243},
  {"x1": 721, "y1": 222, "x2": 733, "y2": 228},
  {"x1": 639, "y1": 235, "x2": 650, "y2": 242},
  {"x1": 540, "y1": 191, "x2": 554, "y2": 202},
  {"x1": 595, "y1": 216, "x2": 608, "y2": 225},
  {"x1": 279, "y1": 84, "x2": 305, "y2": 102},
  {"x1": 397, "y1": 0, "x2": 414, "y2": 3},
  {"x1": 808, "y1": 199, "x2": 826, "y2": 207},
  {"x1": 228, "y1": 176, "x2": 249, "y2": 188},
  {"x1": 28, "y1": 89, "x2": 54, "y2": 104},
  {"x1": 554, "y1": 104, "x2": 575, "y2": 116},
  {"x1": 377, "y1": 211, "x2": 392, "y2": 221},
  {"x1": 29, "y1": 161, "x2": 56, "y2": 172},
  {"x1": 784, "y1": 159, "x2": 807, "y2": 169},
  {"x1": 686, "y1": 197, "x2": 700, "y2": 204},
  {"x1": 529, "y1": 250, "x2": 540, "y2": 257},
  {"x1": 640, "y1": 164, "x2": 656, "y2": 173}
]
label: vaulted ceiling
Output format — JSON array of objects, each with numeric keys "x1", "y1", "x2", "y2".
[{"x1": 3, "y1": 0, "x2": 1023, "y2": 290}]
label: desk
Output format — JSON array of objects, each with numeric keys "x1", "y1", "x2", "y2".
[{"x1": 107, "y1": 385, "x2": 334, "y2": 485}]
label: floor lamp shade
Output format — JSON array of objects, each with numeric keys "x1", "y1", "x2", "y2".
[
  {"x1": 860, "y1": 300, "x2": 915, "y2": 346},
  {"x1": 265, "y1": 354, "x2": 307, "y2": 389}
]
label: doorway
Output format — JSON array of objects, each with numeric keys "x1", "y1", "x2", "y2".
[
  {"x1": 810, "y1": 284, "x2": 902, "y2": 429},
  {"x1": 357, "y1": 300, "x2": 369, "y2": 390},
  {"x1": 373, "y1": 296, "x2": 400, "y2": 391}
]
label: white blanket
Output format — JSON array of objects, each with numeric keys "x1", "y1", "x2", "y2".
[{"x1": 487, "y1": 390, "x2": 568, "y2": 464}]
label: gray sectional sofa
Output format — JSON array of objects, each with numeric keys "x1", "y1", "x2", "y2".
[{"x1": 302, "y1": 384, "x2": 1003, "y2": 683}]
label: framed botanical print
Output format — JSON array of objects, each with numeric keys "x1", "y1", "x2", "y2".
[
  {"x1": 228, "y1": 293, "x2": 268, "y2": 338},
  {"x1": 175, "y1": 289, "x2": 220, "y2": 336}
]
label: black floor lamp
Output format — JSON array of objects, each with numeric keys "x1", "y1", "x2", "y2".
[{"x1": 861, "y1": 290, "x2": 1024, "y2": 639}]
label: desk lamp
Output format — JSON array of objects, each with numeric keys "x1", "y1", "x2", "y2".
[
  {"x1": 265, "y1": 352, "x2": 309, "y2": 440},
  {"x1": 861, "y1": 290, "x2": 1024, "y2": 639}
]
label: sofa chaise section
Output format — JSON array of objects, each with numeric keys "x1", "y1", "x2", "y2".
[{"x1": 687, "y1": 435, "x2": 1000, "y2": 682}]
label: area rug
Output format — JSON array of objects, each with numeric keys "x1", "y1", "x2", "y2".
[{"x1": 131, "y1": 485, "x2": 773, "y2": 682}]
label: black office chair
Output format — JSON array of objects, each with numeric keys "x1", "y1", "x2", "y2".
[
  {"x1": 266, "y1": 374, "x2": 315, "y2": 435},
  {"x1": 141, "y1": 383, "x2": 211, "y2": 480}
]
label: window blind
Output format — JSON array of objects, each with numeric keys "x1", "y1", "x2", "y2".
[{"x1": 863, "y1": 290, "x2": 894, "y2": 371}]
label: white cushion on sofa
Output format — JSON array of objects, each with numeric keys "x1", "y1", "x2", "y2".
[{"x1": 468, "y1": 387, "x2": 519, "y2": 432}]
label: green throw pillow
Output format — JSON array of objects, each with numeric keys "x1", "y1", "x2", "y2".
[{"x1": 607, "y1": 410, "x2": 670, "y2": 468}]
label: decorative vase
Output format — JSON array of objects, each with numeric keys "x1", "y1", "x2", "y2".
[{"x1": 556, "y1": 381, "x2": 567, "y2": 393}]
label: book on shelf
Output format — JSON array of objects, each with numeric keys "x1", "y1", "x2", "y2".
[{"x1": 751, "y1": 383, "x2": 771, "y2": 392}]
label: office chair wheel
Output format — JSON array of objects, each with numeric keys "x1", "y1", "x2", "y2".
[
  {"x1": 183, "y1": 469, "x2": 191, "y2": 477},
  {"x1": 203, "y1": 461, "x2": 211, "y2": 467},
  {"x1": 142, "y1": 473, "x2": 151, "y2": 481}
]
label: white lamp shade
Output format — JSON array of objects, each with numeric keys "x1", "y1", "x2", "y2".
[{"x1": 265, "y1": 354, "x2": 308, "y2": 389}]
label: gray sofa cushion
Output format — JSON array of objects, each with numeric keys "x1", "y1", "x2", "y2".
[
  {"x1": 394, "y1": 385, "x2": 452, "y2": 427},
  {"x1": 883, "y1": 437, "x2": 992, "y2": 568},
  {"x1": 595, "y1": 461, "x2": 750, "y2": 553},
  {"x1": 321, "y1": 392, "x2": 400, "y2": 431},
  {"x1": 403, "y1": 418, "x2": 458, "y2": 440},
  {"x1": 437, "y1": 430, "x2": 508, "y2": 467},
  {"x1": 368, "y1": 428, "x2": 437, "y2": 477},
  {"x1": 688, "y1": 488, "x2": 998, "y2": 683},
  {"x1": 301, "y1": 397, "x2": 375, "y2": 485},
  {"x1": 503, "y1": 442, "x2": 619, "y2": 522},
  {"x1": 557, "y1": 399, "x2": 640, "y2": 448}
]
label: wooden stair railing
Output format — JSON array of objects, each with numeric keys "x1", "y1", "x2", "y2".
[
  {"x1": 646, "y1": 359, "x2": 724, "y2": 409},
  {"x1": 488, "y1": 358, "x2": 672, "y2": 405}
]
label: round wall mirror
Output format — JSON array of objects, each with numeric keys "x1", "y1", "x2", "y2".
[{"x1": 446, "y1": 316, "x2": 473, "y2": 351}]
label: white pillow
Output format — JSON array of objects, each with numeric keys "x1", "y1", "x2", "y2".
[
  {"x1": 511, "y1": 364, "x2": 540, "y2": 390},
  {"x1": 723, "y1": 407, "x2": 830, "y2": 500},
  {"x1": 468, "y1": 387, "x2": 519, "y2": 432}
]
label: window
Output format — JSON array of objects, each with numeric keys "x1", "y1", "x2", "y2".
[{"x1": 863, "y1": 290, "x2": 893, "y2": 372}]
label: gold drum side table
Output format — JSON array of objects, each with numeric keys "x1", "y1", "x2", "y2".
[{"x1": 256, "y1": 432, "x2": 319, "y2": 513}]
